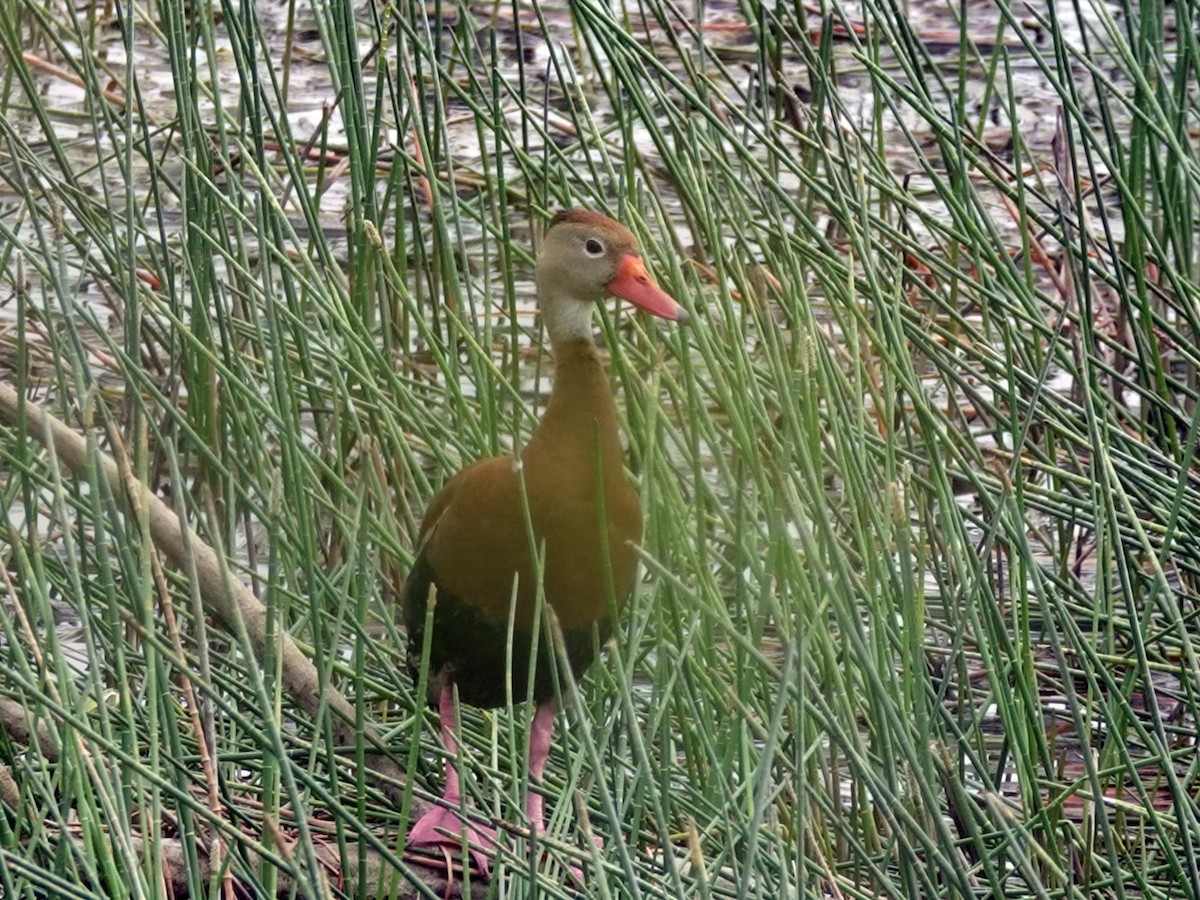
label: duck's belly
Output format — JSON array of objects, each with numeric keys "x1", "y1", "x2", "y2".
[{"x1": 404, "y1": 554, "x2": 610, "y2": 707}]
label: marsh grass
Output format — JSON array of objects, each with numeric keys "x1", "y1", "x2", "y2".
[{"x1": 1, "y1": 0, "x2": 1199, "y2": 896}]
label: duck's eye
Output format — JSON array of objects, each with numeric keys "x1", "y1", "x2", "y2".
[{"x1": 584, "y1": 238, "x2": 604, "y2": 256}]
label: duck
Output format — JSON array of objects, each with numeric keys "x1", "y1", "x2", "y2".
[{"x1": 403, "y1": 209, "x2": 687, "y2": 878}]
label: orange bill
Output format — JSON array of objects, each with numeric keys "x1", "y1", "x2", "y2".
[{"x1": 606, "y1": 256, "x2": 689, "y2": 322}]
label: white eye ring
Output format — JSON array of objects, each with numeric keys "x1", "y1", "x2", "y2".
[{"x1": 584, "y1": 238, "x2": 605, "y2": 257}]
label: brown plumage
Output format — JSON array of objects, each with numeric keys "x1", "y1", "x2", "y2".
[{"x1": 402, "y1": 209, "x2": 687, "y2": 878}]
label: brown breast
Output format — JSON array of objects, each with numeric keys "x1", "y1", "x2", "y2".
[{"x1": 419, "y1": 339, "x2": 642, "y2": 631}]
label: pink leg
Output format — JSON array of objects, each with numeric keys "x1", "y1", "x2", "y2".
[
  {"x1": 406, "y1": 683, "x2": 496, "y2": 877},
  {"x1": 525, "y1": 702, "x2": 591, "y2": 885},
  {"x1": 525, "y1": 700, "x2": 557, "y2": 834}
]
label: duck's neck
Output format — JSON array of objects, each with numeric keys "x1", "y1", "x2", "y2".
[
  {"x1": 525, "y1": 337, "x2": 625, "y2": 473},
  {"x1": 540, "y1": 292, "x2": 595, "y2": 348}
]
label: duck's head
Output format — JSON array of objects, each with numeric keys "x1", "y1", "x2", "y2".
[{"x1": 536, "y1": 210, "x2": 688, "y2": 339}]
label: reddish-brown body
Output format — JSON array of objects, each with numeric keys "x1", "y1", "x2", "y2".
[
  {"x1": 404, "y1": 339, "x2": 643, "y2": 707},
  {"x1": 420, "y1": 340, "x2": 640, "y2": 633}
]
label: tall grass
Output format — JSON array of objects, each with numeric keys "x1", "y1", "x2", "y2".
[{"x1": 1, "y1": 0, "x2": 1198, "y2": 896}]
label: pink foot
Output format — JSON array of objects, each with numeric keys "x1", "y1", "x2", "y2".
[
  {"x1": 407, "y1": 683, "x2": 496, "y2": 878},
  {"x1": 407, "y1": 803, "x2": 497, "y2": 878}
]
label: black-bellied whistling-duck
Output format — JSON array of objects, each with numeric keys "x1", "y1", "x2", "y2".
[{"x1": 403, "y1": 209, "x2": 687, "y2": 877}]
